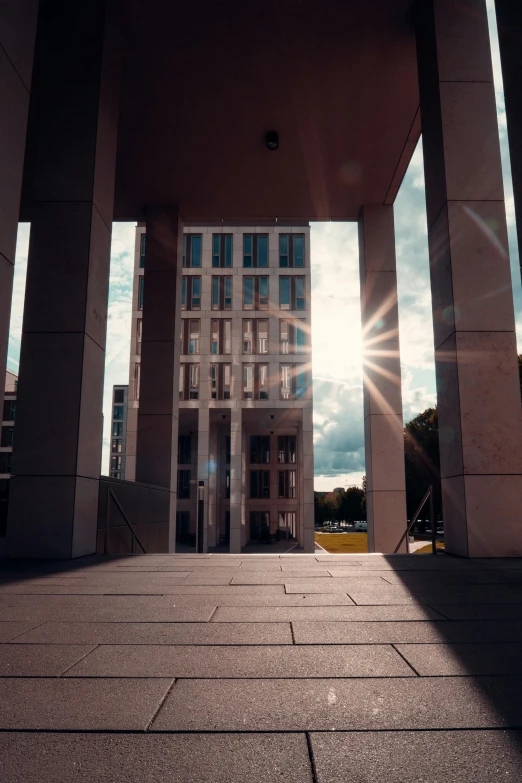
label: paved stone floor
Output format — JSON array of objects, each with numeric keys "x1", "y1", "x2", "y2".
[{"x1": 2, "y1": 552, "x2": 522, "y2": 781}]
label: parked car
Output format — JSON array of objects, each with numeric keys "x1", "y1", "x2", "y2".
[{"x1": 354, "y1": 521, "x2": 367, "y2": 532}]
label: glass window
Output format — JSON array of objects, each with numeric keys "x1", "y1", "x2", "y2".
[
  {"x1": 278, "y1": 470, "x2": 296, "y2": 499},
  {"x1": 250, "y1": 510, "x2": 270, "y2": 539},
  {"x1": 224, "y1": 319, "x2": 232, "y2": 353},
  {"x1": 243, "y1": 363, "x2": 254, "y2": 399},
  {"x1": 136, "y1": 319, "x2": 142, "y2": 354},
  {"x1": 259, "y1": 277, "x2": 268, "y2": 309},
  {"x1": 250, "y1": 435, "x2": 270, "y2": 464},
  {"x1": 224, "y1": 234, "x2": 232, "y2": 267},
  {"x1": 189, "y1": 319, "x2": 200, "y2": 354},
  {"x1": 191, "y1": 276, "x2": 201, "y2": 309},
  {"x1": 296, "y1": 276, "x2": 305, "y2": 310},
  {"x1": 224, "y1": 276, "x2": 232, "y2": 309},
  {"x1": 139, "y1": 233, "x2": 146, "y2": 268},
  {"x1": 250, "y1": 470, "x2": 270, "y2": 499},
  {"x1": 178, "y1": 435, "x2": 191, "y2": 464},
  {"x1": 294, "y1": 234, "x2": 304, "y2": 267},
  {"x1": 257, "y1": 320, "x2": 268, "y2": 354},
  {"x1": 295, "y1": 366, "x2": 307, "y2": 399},
  {"x1": 243, "y1": 277, "x2": 254, "y2": 309},
  {"x1": 210, "y1": 364, "x2": 218, "y2": 400},
  {"x1": 243, "y1": 319, "x2": 253, "y2": 354},
  {"x1": 259, "y1": 363, "x2": 269, "y2": 399},
  {"x1": 225, "y1": 468, "x2": 231, "y2": 498},
  {"x1": 189, "y1": 364, "x2": 199, "y2": 399},
  {"x1": 257, "y1": 235, "x2": 268, "y2": 267},
  {"x1": 280, "y1": 364, "x2": 291, "y2": 400},
  {"x1": 280, "y1": 276, "x2": 290, "y2": 309},
  {"x1": 111, "y1": 439, "x2": 122, "y2": 453},
  {"x1": 112, "y1": 422, "x2": 123, "y2": 437},
  {"x1": 225, "y1": 435, "x2": 231, "y2": 464},
  {"x1": 280, "y1": 320, "x2": 290, "y2": 354},
  {"x1": 296, "y1": 322, "x2": 307, "y2": 353},
  {"x1": 181, "y1": 277, "x2": 187, "y2": 309},
  {"x1": 179, "y1": 364, "x2": 185, "y2": 400},
  {"x1": 113, "y1": 405, "x2": 124, "y2": 421},
  {"x1": 182, "y1": 234, "x2": 187, "y2": 267},
  {"x1": 138, "y1": 276, "x2": 144, "y2": 309},
  {"x1": 211, "y1": 319, "x2": 219, "y2": 354},
  {"x1": 114, "y1": 389, "x2": 124, "y2": 403},
  {"x1": 212, "y1": 235, "x2": 220, "y2": 268},
  {"x1": 279, "y1": 234, "x2": 289, "y2": 267},
  {"x1": 243, "y1": 234, "x2": 253, "y2": 267},
  {"x1": 135, "y1": 362, "x2": 141, "y2": 400},
  {"x1": 177, "y1": 469, "x2": 191, "y2": 499},
  {"x1": 223, "y1": 364, "x2": 231, "y2": 399},
  {"x1": 190, "y1": 235, "x2": 202, "y2": 267},
  {"x1": 278, "y1": 436, "x2": 296, "y2": 463},
  {"x1": 212, "y1": 276, "x2": 219, "y2": 310}
]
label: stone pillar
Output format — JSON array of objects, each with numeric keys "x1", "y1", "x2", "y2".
[
  {"x1": 7, "y1": 0, "x2": 120, "y2": 559},
  {"x1": 495, "y1": 1, "x2": 522, "y2": 281},
  {"x1": 229, "y1": 407, "x2": 242, "y2": 553},
  {"x1": 0, "y1": 1, "x2": 38, "y2": 432},
  {"x1": 416, "y1": 0, "x2": 522, "y2": 556},
  {"x1": 302, "y1": 407, "x2": 315, "y2": 553},
  {"x1": 197, "y1": 407, "x2": 210, "y2": 553},
  {"x1": 359, "y1": 206, "x2": 407, "y2": 553},
  {"x1": 135, "y1": 206, "x2": 183, "y2": 552}
]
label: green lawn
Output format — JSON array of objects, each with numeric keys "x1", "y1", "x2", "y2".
[{"x1": 315, "y1": 532, "x2": 368, "y2": 554}]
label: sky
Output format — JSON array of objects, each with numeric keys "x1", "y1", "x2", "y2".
[{"x1": 6, "y1": 0, "x2": 521, "y2": 491}]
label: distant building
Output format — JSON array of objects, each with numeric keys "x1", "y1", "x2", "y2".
[
  {"x1": 109, "y1": 385, "x2": 129, "y2": 479},
  {"x1": 0, "y1": 371, "x2": 17, "y2": 537}
]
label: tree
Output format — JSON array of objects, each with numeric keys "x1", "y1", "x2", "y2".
[
  {"x1": 404, "y1": 407, "x2": 441, "y2": 526},
  {"x1": 337, "y1": 486, "x2": 365, "y2": 522}
]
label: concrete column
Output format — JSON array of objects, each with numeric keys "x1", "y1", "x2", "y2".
[
  {"x1": 359, "y1": 206, "x2": 407, "y2": 553},
  {"x1": 302, "y1": 406, "x2": 315, "y2": 553},
  {"x1": 0, "y1": 1, "x2": 38, "y2": 436},
  {"x1": 417, "y1": 0, "x2": 522, "y2": 556},
  {"x1": 7, "y1": 0, "x2": 120, "y2": 559},
  {"x1": 136, "y1": 206, "x2": 183, "y2": 552},
  {"x1": 229, "y1": 407, "x2": 242, "y2": 553},
  {"x1": 198, "y1": 407, "x2": 210, "y2": 553},
  {"x1": 495, "y1": 1, "x2": 522, "y2": 280}
]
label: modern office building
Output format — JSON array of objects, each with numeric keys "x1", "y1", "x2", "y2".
[
  {"x1": 125, "y1": 224, "x2": 314, "y2": 552},
  {"x1": 109, "y1": 384, "x2": 128, "y2": 480},
  {"x1": 0, "y1": 371, "x2": 17, "y2": 539}
]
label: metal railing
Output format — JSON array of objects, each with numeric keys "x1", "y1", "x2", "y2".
[
  {"x1": 104, "y1": 488, "x2": 146, "y2": 554},
  {"x1": 394, "y1": 485, "x2": 437, "y2": 555}
]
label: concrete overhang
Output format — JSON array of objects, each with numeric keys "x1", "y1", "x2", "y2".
[{"x1": 114, "y1": 0, "x2": 419, "y2": 222}]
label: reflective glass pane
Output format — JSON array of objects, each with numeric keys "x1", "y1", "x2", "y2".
[
  {"x1": 225, "y1": 235, "x2": 232, "y2": 267},
  {"x1": 280, "y1": 277, "x2": 290, "y2": 308},
  {"x1": 191, "y1": 235, "x2": 202, "y2": 267},
  {"x1": 244, "y1": 277, "x2": 254, "y2": 307},
  {"x1": 258, "y1": 235, "x2": 268, "y2": 267},
  {"x1": 294, "y1": 235, "x2": 304, "y2": 267}
]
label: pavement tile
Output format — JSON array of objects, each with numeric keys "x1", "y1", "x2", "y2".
[
  {"x1": 0, "y1": 621, "x2": 42, "y2": 642},
  {"x1": 432, "y1": 603, "x2": 522, "y2": 620},
  {"x1": 0, "y1": 732, "x2": 313, "y2": 782},
  {"x1": 212, "y1": 605, "x2": 443, "y2": 623},
  {"x1": 151, "y1": 676, "x2": 522, "y2": 731},
  {"x1": 0, "y1": 644, "x2": 95, "y2": 676},
  {"x1": 155, "y1": 593, "x2": 354, "y2": 607},
  {"x1": 310, "y1": 730, "x2": 522, "y2": 782},
  {"x1": 0, "y1": 594, "x2": 159, "y2": 608},
  {"x1": 0, "y1": 605, "x2": 216, "y2": 623},
  {"x1": 12, "y1": 621, "x2": 293, "y2": 645},
  {"x1": 65, "y1": 643, "x2": 413, "y2": 678},
  {"x1": 396, "y1": 643, "x2": 522, "y2": 676},
  {"x1": 0, "y1": 677, "x2": 173, "y2": 730},
  {"x1": 292, "y1": 620, "x2": 522, "y2": 645}
]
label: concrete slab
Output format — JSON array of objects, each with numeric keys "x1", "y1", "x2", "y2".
[
  {"x1": 310, "y1": 730, "x2": 522, "y2": 782},
  {"x1": 151, "y1": 677, "x2": 522, "y2": 731},
  {"x1": 12, "y1": 621, "x2": 293, "y2": 645},
  {"x1": 0, "y1": 644, "x2": 95, "y2": 676},
  {"x1": 396, "y1": 643, "x2": 522, "y2": 676},
  {"x1": 155, "y1": 593, "x2": 355, "y2": 607},
  {"x1": 212, "y1": 605, "x2": 442, "y2": 623},
  {"x1": 65, "y1": 643, "x2": 414, "y2": 678},
  {"x1": 292, "y1": 620, "x2": 522, "y2": 644},
  {"x1": 0, "y1": 733, "x2": 313, "y2": 783},
  {"x1": 0, "y1": 678, "x2": 173, "y2": 729},
  {"x1": 0, "y1": 621, "x2": 42, "y2": 642}
]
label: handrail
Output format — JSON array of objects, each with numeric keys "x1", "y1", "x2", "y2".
[
  {"x1": 105, "y1": 488, "x2": 146, "y2": 554},
  {"x1": 394, "y1": 485, "x2": 437, "y2": 555}
]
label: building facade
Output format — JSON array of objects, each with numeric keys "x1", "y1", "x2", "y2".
[
  {"x1": 1, "y1": 371, "x2": 17, "y2": 540},
  {"x1": 125, "y1": 224, "x2": 314, "y2": 552},
  {"x1": 109, "y1": 385, "x2": 129, "y2": 479}
]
